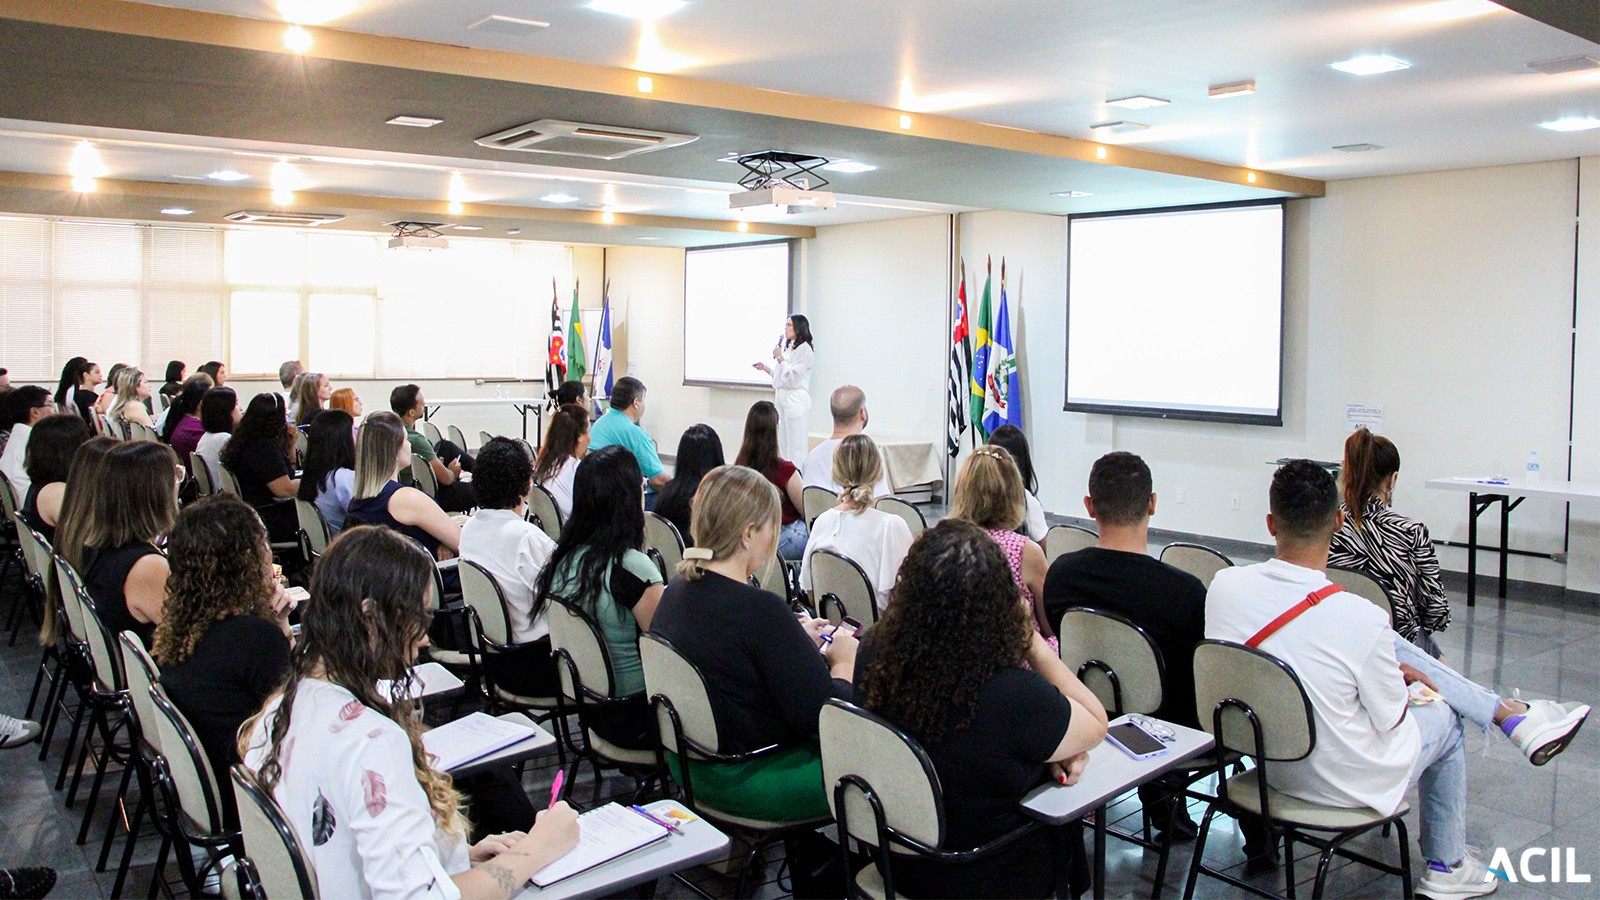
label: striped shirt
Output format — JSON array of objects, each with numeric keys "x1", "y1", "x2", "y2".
[{"x1": 1328, "y1": 497, "x2": 1449, "y2": 642}]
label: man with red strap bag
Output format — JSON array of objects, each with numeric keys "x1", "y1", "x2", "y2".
[{"x1": 1206, "y1": 461, "x2": 1588, "y2": 899}]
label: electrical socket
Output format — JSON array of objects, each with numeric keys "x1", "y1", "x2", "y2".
[
  {"x1": 1175, "y1": 487, "x2": 1186, "y2": 504},
  {"x1": 1230, "y1": 493, "x2": 1241, "y2": 510}
]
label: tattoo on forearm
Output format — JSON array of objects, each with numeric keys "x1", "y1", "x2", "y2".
[{"x1": 480, "y1": 862, "x2": 519, "y2": 896}]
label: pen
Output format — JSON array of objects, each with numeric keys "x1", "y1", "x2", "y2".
[
  {"x1": 629, "y1": 804, "x2": 681, "y2": 832},
  {"x1": 549, "y1": 769, "x2": 565, "y2": 807}
]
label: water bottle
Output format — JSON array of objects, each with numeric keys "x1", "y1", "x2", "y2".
[{"x1": 1525, "y1": 451, "x2": 1540, "y2": 486}]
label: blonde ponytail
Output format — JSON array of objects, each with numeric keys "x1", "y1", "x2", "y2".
[{"x1": 831, "y1": 434, "x2": 883, "y2": 513}]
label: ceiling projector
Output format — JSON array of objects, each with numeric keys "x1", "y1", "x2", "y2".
[
  {"x1": 728, "y1": 150, "x2": 836, "y2": 214},
  {"x1": 728, "y1": 186, "x2": 836, "y2": 213},
  {"x1": 387, "y1": 221, "x2": 449, "y2": 250}
]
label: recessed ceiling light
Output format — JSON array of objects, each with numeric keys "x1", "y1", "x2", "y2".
[
  {"x1": 207, "y1": 170, "x2": 249, "y2": 181},
  {"x1": 821, "y1": 161, "x2": 876, "y2": 174},
  {"x1": 601, "y1": 211, "x2": 617, "y2": 224},
  {"x1": 386, "y1": 115, "x2": 443, "y2": 128},
  {"x1": 453, "y1": 225, "x2": 483, "y2": 231},
  {"x1": 639, "y1": 236, "x2": 660, "y2": 240},
  {"x1": 1106, "y1": 95, "x2": 1169, "y2": 110},
  {"x1": 1401, "y1": 0, "x2": 1501, "y2": 22},
  {"x1": 507, "y1": 228, "x2": 522, "y2": 235},
  {"x1": 1540, "y1": 116, "x2": 1600, "y2": 132},
  {"x1": 160, "y1": 207, "x2": 195, "y2": 216},
  {"x1": 1527, "y1": 54, "x2": 1600, "y2": 75},
  {"x1": 467, "y1": 14, "x2": 550, "y2": 35},
  {"x1": 1208, "y1": 80, "x2": 1256, "y2": 98},
  {"x1": 1090, "y1": 120, "x2": 1150, "y2": 134},
  {"x1": 1330, "y1": 55, "x2": 1411, "y2": 75},
  {"x1": 1333, "y1": 142, "x2": 1385, "y2": 152},
  {"x1": 736, "y1": 222, "x2": 749, "y2": 232},
  {"x1": 588, "y1": 0, "x2": 684, "y2": 18},
  {"x1": 1052, "y1": 190, "x2": 1093, "y2": 198},
  {"x1": 898, "y1": 114, "x2": 913, "y2": 130},
  {"x1": 282, "y1": 24, "x2": 313, "y2": 54},
  {"x1": 636, "y1": 76, "x2": 654, "y2": 93},
  {"x1": 541, "y1": 193, "x2": 580, "y2": 203}
]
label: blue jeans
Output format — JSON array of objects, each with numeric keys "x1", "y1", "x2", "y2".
[
  {"x1": 1394, "y1": 636, "x2": 1499, "y2": 866},
  {"x1": 777, "y1": 519, "x2": 809, "y2": 561}
]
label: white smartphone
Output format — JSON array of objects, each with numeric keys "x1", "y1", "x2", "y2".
[{"x1": 1105, "y1": 721, "x2": 1171, "y2": 760}]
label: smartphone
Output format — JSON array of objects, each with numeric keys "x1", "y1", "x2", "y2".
[
  {"x1": 1106, "y1": 721, "x2": 1171, "y2": 760},
  {"x1": 832, "y1": 616, "x2": 862, "y2": 639},
  {"x1": 285, "y1": 586, "x2": 310, "y2": 606}
]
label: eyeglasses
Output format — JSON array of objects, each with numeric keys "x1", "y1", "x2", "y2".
[{"x1": 1128, "y1": 714, "x2": 1177, "y2": 743}]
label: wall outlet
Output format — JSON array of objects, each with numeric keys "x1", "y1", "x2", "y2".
[
  {"x1": 1175, "y1": 487, "x2": 1186, "y2": 504},
  {"x1": 1230, "y1": 493, "x2": 1241, "y2": 510}
]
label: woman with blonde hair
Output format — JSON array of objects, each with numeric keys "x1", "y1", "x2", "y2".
[
  {"x1": 950, "y1": 444, "x2": 1053, "y2": 641},
  {"x1": 346, "y1": 411, "x2": 461, "y2": 558},
  {"x1": 651, "y1": 464, "x2": 856, "y2": 823},
  {"x1": 291, "y1": 371, "x2": 331, "y2": 428},
  {"x1": 107, "y1": 366, "x2": 154, "y2": 429},
  {"x1": 798, "y1": 433, "x2": 913, "y2": 608},
  {"x1": 38, "y1": 435, "x2": 116, "y2": 645},
  {"x1": 242, "y1": 526, "x2": 578, "y2": 899}
]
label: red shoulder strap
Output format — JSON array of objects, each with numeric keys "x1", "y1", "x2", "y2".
[{"x1": 1245, "y1": 583, "x2": 1344, "y2": 648}]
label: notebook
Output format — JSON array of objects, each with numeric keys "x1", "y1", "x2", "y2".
[
  {"x1": 378, "y1": 662, "x2": 465, "y2": 701},
  {"x1": 529, "y1": 803, "x2": 671, "y2": 888},
  {"x1": 421, "y1": 713, "x2": 540, "y2": 771}
]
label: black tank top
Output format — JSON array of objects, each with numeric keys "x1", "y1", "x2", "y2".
[
  {"x1": 346, "y1": 480, "x2": 441, "y2": 556},
  {"x1": 83, "y1": 542, "x2": 163, "y2": 647},
  {"x1": 21, "y1": 481, "x2": 53, "y2": 545}
]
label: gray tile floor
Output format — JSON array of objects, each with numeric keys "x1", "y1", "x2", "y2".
[{"x1": 2, "y1": 522, "x2": 1596, "y2": 899}]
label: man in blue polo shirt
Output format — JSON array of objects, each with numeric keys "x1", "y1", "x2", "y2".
[{"x1": 589, "y1": 376, "x2": 669, "y2": 499}]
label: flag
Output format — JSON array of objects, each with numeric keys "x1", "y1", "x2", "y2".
[
  {"x1": 982, "y1": 259, "x2": 1022, "y2": 434},
  {"x1": 565, "y1": 278, "x2": 586, "y2": 384},
  {"x1": 946, "y1": 261, "x2": 971, "y2": 458},
  {"x1": 969, "y1": 256, "x2": 994, "y2": 440},
  {"x1": 545, "y1": 278, "x2": 566, "y2": 394},
  {"x1": 594, "y1": 279, "x2": 614, "y2": 401}
]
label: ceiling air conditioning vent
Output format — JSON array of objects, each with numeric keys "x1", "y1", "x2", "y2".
[
  {"x1": 224, "y1": 210, "x2": 345, "y2": 227},
  {"x1": 475, "y1": 119, "x2": 698, "y2": 160}
]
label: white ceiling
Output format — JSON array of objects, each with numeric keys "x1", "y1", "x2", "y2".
[{"x1": 144, "y1": 0, "x2": 1600, "y2": 179}]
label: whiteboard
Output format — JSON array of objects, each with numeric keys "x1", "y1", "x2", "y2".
[{"x1": 683, "y1": 241, "x2": 792, "y2": 387}]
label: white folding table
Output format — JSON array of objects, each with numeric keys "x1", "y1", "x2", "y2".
[
  {"x1": 515, "y1": 800, "x2": 730, "y2": 900},
  {"x1": 1424, "y1": 477, "x2": 1600, "y2": 606},
  {"x1": 422, "y1": 397, "x2": 545, "y2": 441}
]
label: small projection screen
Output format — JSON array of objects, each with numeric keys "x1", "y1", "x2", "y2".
[
  {"x1": 683, "y1": 240, "x2": 793, "y2": 388},
  {"x1": 1065, "y1": 201, "x2": 1285, "y2": 425}
]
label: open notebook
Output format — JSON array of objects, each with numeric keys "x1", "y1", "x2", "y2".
[
  {"x1": 421, "y1": 713, "x2": 540, "y2": 771},
  {"x1": 529, "y1": 803, "x2": 671, "y2": 888},
  {"x1": 377, "y1": 662, "x2": 465, "y2": 701}
]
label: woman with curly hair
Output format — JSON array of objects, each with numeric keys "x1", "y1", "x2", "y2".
[
  {"x1": 156, "y1": 493, "x2": 293, "y2": 826},
  {"x1": 857, "y1": 518, "x2": 1108, "y2": 898},
  {"x1": 242, "y1": 526, "x2": 578, "y2": 899}
]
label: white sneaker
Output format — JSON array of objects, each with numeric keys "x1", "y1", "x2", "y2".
[
  {"x1": 1508, "y1": 698, "x2": 1590, "y2": 765},
  {"x1": 1418, "y1": 853, "x2": 1500, "y2": 899},
  {"x1": 0, "y1": 714, "x2": 42, "y2": 749}
]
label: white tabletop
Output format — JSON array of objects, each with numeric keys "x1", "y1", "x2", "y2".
[
  {"x1": 444, "y1": 713, "x2": 558, "y2": 779},
  {"x1": 1424, "y1": 477, "x2": 1600, "y2": 504},
  {"x1": 514, "y1": 800, "x2": 729, "y2": 900},
  {"x1": 425, "y1": 398, "x2": 544, "y2": 406},
  {"x1": 1020, "y1": 716, "x2": 1216, "y2": 825}
]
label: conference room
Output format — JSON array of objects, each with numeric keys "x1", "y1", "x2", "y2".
[{"x1": 0, "y1": 1, "x2": 1597, "y2": 898}]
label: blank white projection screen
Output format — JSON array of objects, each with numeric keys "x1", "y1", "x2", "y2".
[
  {"x1": 684, "y1": 242, "x2": 791, "y2": 387},
  {"x1": 1066, "y1": 203, "x2": 1284, "y2": 424}
]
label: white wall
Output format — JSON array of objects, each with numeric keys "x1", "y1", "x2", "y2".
[{"x1": 1570, "y1": 157, "x2": 1599, "y2": 593}]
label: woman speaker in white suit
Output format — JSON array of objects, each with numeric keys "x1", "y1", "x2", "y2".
[{"x1": 753, "y1": 314, "x2": 815, "y2": 464}]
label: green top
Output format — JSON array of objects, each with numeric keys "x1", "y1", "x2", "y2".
[
  {"x1": 546, "y1": 547, "x2": 663, "y2": 696},
  {"x1": 587, "y1": 409, "x2": 664, "y2": 479},
  {"x1": 401, "y1": 425, "x2": 436, "y2": 485}
]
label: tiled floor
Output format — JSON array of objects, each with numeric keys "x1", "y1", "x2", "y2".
[{"x1": 1, "y1": 523, "x2": 1596, "y2": 899}]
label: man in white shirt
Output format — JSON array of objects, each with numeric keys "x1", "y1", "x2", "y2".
[
  {"x1": 458, "y1": 437, "x2": 560, "y2": 697},
  {"x1": 800, "y1": 385, "x2": 892, "y2": 499},
  {"x1": 1207, "y1": 460, "x2": 1589, "y2": 898},
  {"x1": 0, "y1": 386, "x2": 56, "y2": 499}
]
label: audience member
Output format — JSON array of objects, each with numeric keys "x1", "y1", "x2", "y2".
[
  {"x1": 155, "y1": 493, "x2": 293, "y2": 827},
  {"x1": 550, "y1": 380, "x2": 589, "y2": 413},
  {"x1": 987, "y1": 424, "x2": 1047, "y2": 541},
  {"x1": 652, "y1": 464, "x2": 856, "y2": 823},
  {"x1": 950, "y1": 445, "x2": 1053, "y2": 641},
  {"x1": 297, "y1": 409, "x2": 357, "y2": 535},
  {"x1": 18, "y1": 413, "x2": 91, "y2": 545},
  {"x1": 242, "y1": 526, "x2": 578, "y2": 899},
  {"x1": 0, "y1": 367, "x2": 7, "y2": 387},
  {"x1": 291, "y1": 371, "x2": 330, "y2": 428},
  {"x1": 93, "y1": 363, "x2": 126, "y2": 417},
  {"x1": 800, "y1": 385, "x2": 892, "y2": 499},
  {"x1": 735, "y1": 400, "x2": 808, "y2": 560},
  {"x1": 532, "y1": 404, "x2": 589, "y2": 521},
  {"x1": 66, "y1": 441, "x2": 178, "y2": 647},
  {"x1": 1041, "y1": 451, "x2": 1210, "y2": 840},
  {"x1": 858, "y1": 518, "x2": 1109, "y2": 898},
  {"x1": 160, "y1": 374, "x2": 212, "y2": 465},
  {"x1": 390, "y1": 384, "x2": 475, "y2": 513},
  {"x1": 52, "y1": 357, "x2": 86, "y2": 414},
  {"x1": 534, "y1": 446, "x2": 664, "y2": 750},
  {"x1": 1330, "y1": 427, "x2": 1448, "y2": 651},
  {"x1": 1, "y1": 386, "x2": 55, "y2": 497},
  {"x1": 651, "y1": 424, "x2": 724, "y2": 544},
  {"x1": 221, "y1": 393, "x2": 300, "y2": 544},
  {"x1": 586, "y1": 377, "x2": 668, "y2": 494},
  {"x1": 64, "y1": 359, "x2": 101, "y2": 424},
  {"x1": 0, "y1": 385, "x2": 12, "y2": 458},
  {"x1": 107, "y1": 366, "x2": 154, "y2": 430},
  {"x1": 197, "y1": 360, "x2": 226, "y2": 386},
  {"x1": 193, "y1": 387, "x2": 238, "y2": 481},
  {"x1": 158, "y1": 360, "x2": 186, "y2": 403},
  {"x1": 799, "y1": 434, "x2": 913, "y2": 611},
  {"x1": 347, "y1": 411, "x2": 461, "y2": 558},
  {"x1": 328, "y1": 387, "x2": 362, "y2": 419},
  {"x1": 38, "y1": 437, "x2": 116, "y2": 647},
  {"x1": 460, "y1": 438, "x2": 560, "y2": 698},
  {"x1": 276, "y1": 360, "x2": 303, "y2": 410},
  {"x1": 1206, "y1": 461, "x2": 1591, "y2": 897}
]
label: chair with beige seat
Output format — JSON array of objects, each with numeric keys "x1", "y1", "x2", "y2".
[
  {"x1": 548, "y1": 596, "x2": 659, "y2": 801},
  {"x1": 809, "y1": 548, "x2": 878, "y2": 624},
  {"x1": 1043, "y1": 523, "x2": 1098, "y2": 564},
  {"x1": 1158, "y1": 542, "x2": 1233, "y2": 590}
]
